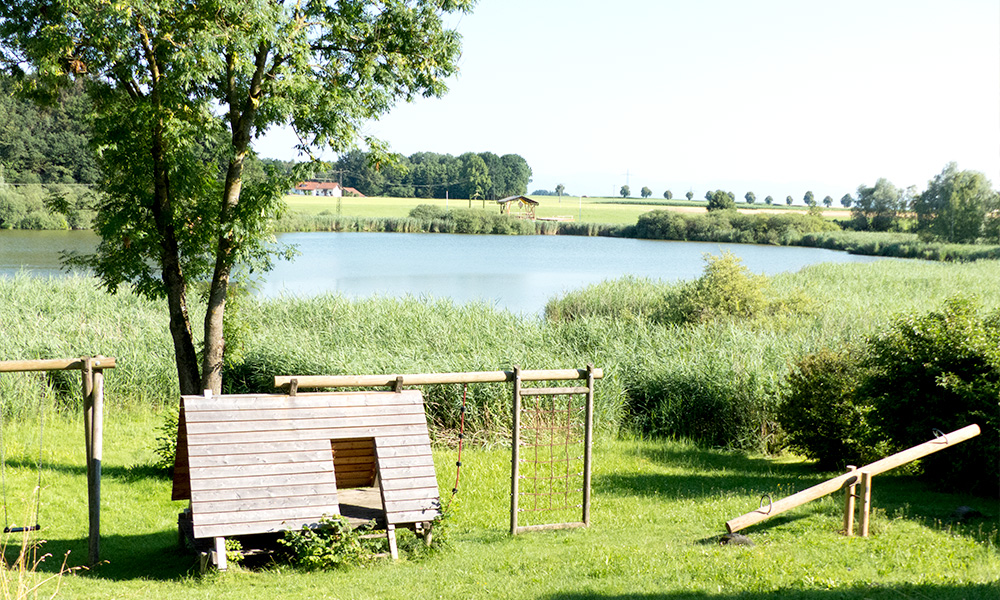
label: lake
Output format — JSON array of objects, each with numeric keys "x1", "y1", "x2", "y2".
[{"x1": 0, "y1": 230, "x2": 886, "y2": 315}]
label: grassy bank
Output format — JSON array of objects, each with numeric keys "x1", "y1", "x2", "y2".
[{"x1": 1, "y1": 415, "x2": 997, "y2": 599}]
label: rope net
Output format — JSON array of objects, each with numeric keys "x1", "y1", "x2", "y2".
[{"x1": 515, "y1": 391, "x2": 586, "y2": 528}]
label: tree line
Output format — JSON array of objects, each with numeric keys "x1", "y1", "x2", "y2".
[
  {"x1": 648, "y1": 166, "x2": 999, "y2": 244},
  {"x1": 314, "y1": 149, "x2": 532, "y2": 200}
]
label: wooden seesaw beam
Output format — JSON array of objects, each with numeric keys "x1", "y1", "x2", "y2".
[{"x1": 725, "y1": 423, "x2": 981, "y2": 534}]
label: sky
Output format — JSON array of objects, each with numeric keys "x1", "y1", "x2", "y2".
[{"x1": 257, "y1": 0, "x2": 1000, "y2": 203}]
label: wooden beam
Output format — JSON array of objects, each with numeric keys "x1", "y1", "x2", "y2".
[
  {"x1": 0, "y1": 357, "x2": 116, "y2": 372},
  {"x1": 274, "y1": 368, "x2": 603, "y2": 390},
  {"x1": 725, "y1": 424, "x2": 981, "y2": 534}
]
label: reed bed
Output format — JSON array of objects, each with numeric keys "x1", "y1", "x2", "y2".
[{"x1": 2, "y1": 259, "x2": 998, "y2": 453}]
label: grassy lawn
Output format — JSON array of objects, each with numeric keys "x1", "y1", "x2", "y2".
[
  {"x1": 3, "y1": 412, "x2": 997, "y2": 599},
  {"x1": 282, "y1": 195, "x2": 847, "y2": 226}
]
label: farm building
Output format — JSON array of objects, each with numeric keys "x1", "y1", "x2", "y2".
[
  {"x1": 172, "y1": 389, "x2": 440, "y2": 566},
  {"x1": 497, "y1": 195, "x2": 539, "y2": 220},
  {"x1": 292, "y1": 180, "x2": 365, "y2": 197}
]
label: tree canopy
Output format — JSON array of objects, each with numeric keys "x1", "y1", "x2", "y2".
[
  {"x1": 913, "y1": 162, "x2": 999, "y2": 243},
  {"x1": 1, "y1": 0, "x2": 473, "y2": 394},
  {"x1": 706, "y1": 190, "x2": 735, "y2": 212},
  {"x1": 852, "y1": 178, "x2": 902, "y2": 231}
]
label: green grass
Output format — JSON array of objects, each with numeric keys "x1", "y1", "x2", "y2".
[
  {"x1": 283, "y1": 195, "x2": 848, "y2": 227},
  {"x1": 2, "y1": 260, "x2": 999, "y2": 597},
  {"x1": 1, "y1": 415, "x2": 997, "y2": 599}
]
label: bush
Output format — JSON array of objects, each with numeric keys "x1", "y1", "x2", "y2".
[
  {"x1": 778, "y1": 348, "x2": 884, "y2": 469},
  {"x1": 408, "y1": 204, "x2": 448, "y2": 221},
  {"x1": 864, "y1": 296, "x2": 999, "y2": 496},
  {"x1": 18, "y1": 210, "x2": 68, "y2": 230},
  {"x1": 655, "y1": 252, "x2": 767, "y2": 324}
]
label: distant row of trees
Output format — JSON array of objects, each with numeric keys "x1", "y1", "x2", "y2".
[
  {"x1": 315, "y1": 150, "x2": 532, "y2": 200},
  {"x1": 619, "y1": 164, "x2": 999, "y2": 243}
]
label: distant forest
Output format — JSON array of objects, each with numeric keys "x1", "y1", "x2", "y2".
[{"x1": 310, "y1": 149, "x2": 533, "y2": 200}]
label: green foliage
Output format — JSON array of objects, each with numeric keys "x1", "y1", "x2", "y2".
[
  {"x1": 620, "y1": 185, "x2": 630, "y2": 198},
  {"x1": 864, "y1": 297, "x2": 999, "y2": 496},
  {"x1": 663, "y1": 189, "x2": 672, "y2": 200},
  {"x1": 0, "y1": 76, "x2": 99, "y2": 185},
  {"x1": 744, "y1": 191, "x2": 755, "y2": 205},
  {"x1": 153, "y1": 409, "x2": 179, "y2": 471},
  {"x1": 764, "y1": 195, "x2": 773, "y2": 205},
  {"x1": 408, "y1": 204, "x2": 449, "y2": 220},
  {"x1": 797, "y1": 231, "x2": 1000, "y2": 261},
  {"x1": 804, "y1": 190, "x2": 815, "y2": 206},
  {"x1": 685, "y1": 190, "x2": 694, "y2": 201},
  {"x1": 785, "y1": 195, "x2": 793, "y2": 205},
  {"x1": 823, "y1": 195, "x2": 833, "y2": 207},
  {"x1": 640, "y1": 186, "x2": 652, "y2": 198},
  {"x1": 331, "y1": 150, "x2": 530, "y2": 200},
  {"x1": 279, "y1": 515, "x2": 378, "y2": 569},
  {"x1": 634, "y1": 208, "x2": 836, "y2": 245},
  {"x1": 0, "y1": 185, "x2": 93, "y2": 229},
  {"x1": 657, "y1": 252, "x2": 768, "y2": 324},
  {"x1": 913, "y1": 162, "x2": 999, "y2": 243},
  {"x1": 853, "y1": 178, "x2": 902, "y2": 231},
  {"x1": 778, "y1": 348, "x2": 884, "y2": 469}
]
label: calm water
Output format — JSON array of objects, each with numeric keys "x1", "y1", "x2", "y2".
[{"x1": 1, "y1": 230, "x2": 886, "y2": 315}]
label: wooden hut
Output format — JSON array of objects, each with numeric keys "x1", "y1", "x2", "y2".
[
  {"x1": 171, "y1": 389, "x2": 439, "y2": 568},
  {"x1": 497, "y1": 195, "x2": 539, "y2": 219}
]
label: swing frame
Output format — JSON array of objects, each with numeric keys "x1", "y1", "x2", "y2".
[{"x1": 0, "y1": 356, "x2": 114, "y2": 566}]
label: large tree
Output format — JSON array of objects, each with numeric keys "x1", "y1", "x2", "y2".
[
  {"x1": 853, "y1": 178, "x2": 902, "y2": 232},
  {"x1": 1, "y1": 0, "x2": 472, "y2": 394},
  {"x1": 913, "y1": 162, "x2": 999, "y2": 243},
  {"x1": 706, "y1": 189, "x2": 735, "y2": 211}
]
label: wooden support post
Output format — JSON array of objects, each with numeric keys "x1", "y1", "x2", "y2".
[
  {"x1": 859, "y1": 471, "x2": 872, "y2": 538},
  {"x1": 89, "y1": 359, "x2": 104, "y2": 566},
  {"x1": 843, "y1": 465, "x2": 857, "y2": 536},
  {"x1": 510, "y1": 366, "x2": 522, "y2": 535},
  {"x1": 214, "y1": 536, "x2": 228, "y2": 571},
  {"x1": 582, "y1": 364, "x2": 594, "y2": 527},
  {"x1": 386, "y1": 525, "x2": 398, "y2": 560}
]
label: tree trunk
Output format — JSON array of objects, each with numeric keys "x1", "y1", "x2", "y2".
[
  {"x1": 201, "y1": 129, "x2": 251, "y2": 394},
  {"x1": 150, "y1": 114, "x2": 201, "y2": 396},
  {"x1": 201, "y1": 43, "x2": 270, "y2": 394}
]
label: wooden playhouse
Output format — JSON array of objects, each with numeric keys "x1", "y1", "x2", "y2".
[{"x1": 171, "y1": 389, "x2": 440, "y2": 568}]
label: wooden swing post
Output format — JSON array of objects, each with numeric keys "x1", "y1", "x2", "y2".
[{"x1": 0, "y1": 356, "x2": 115, "y2": 566}]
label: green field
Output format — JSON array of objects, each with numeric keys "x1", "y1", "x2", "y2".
[
  {"x1": 282, "y1": 194, "x2": 846, "y2": 226},
  {"x1": 1, "y1": 417, "x2": 997, "y2": 600}
]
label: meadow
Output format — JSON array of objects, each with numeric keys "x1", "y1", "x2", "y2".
[
  {"x1": 282, "y1": 194, "x2": 844, "y2": 226},
  {"x1": 1, "y1": 257, "x2": 998, "y2": 598}
]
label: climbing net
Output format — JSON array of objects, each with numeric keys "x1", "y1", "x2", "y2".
[{"x1": 510, "y1": 368, "x2": 593, "y2": 534}]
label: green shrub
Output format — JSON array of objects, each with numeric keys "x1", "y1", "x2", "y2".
[
  {"x1": 18, "y1": 209, "x2": 68, "y2": 230},
  {"x1": 778, "y1": 348, "x2": 884, "y2": 469},
  {"x1": 655, "y1": 252, "x2": 767, "y2": 324},
  {"x1": 864, "y1": 296, "x2": 1000, "y2": 496},
  {"x1": 279, "y1": 515, "x2": 379, "y2": 569},
  {"x1": 408, "y1": 204, "x2": 448, "y2": 220}
]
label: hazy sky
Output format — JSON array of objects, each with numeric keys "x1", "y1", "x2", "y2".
[{"x1": 258, "y1": 0, "x2": 1000, "y2": 202}]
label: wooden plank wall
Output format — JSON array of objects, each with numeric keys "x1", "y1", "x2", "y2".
[{"x1": 181, "y1": 391, "x2": 440, "y2": 540}]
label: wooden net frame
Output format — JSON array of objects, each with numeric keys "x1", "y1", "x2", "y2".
[{"x1": 510, "y1": 365, "x2": 594, "y2": 535}]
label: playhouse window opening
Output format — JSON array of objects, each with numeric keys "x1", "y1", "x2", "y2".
[{"x1": 330, "y1": 438, "x2": 378, "y2": 489}]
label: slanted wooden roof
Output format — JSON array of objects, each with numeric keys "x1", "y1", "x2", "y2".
[
  {"x1": 497, "y1": 195, "x2": 539, "y2": 206},
  {"x1": 175, "y1": 390, "x2": 439, "y2": 539}
]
